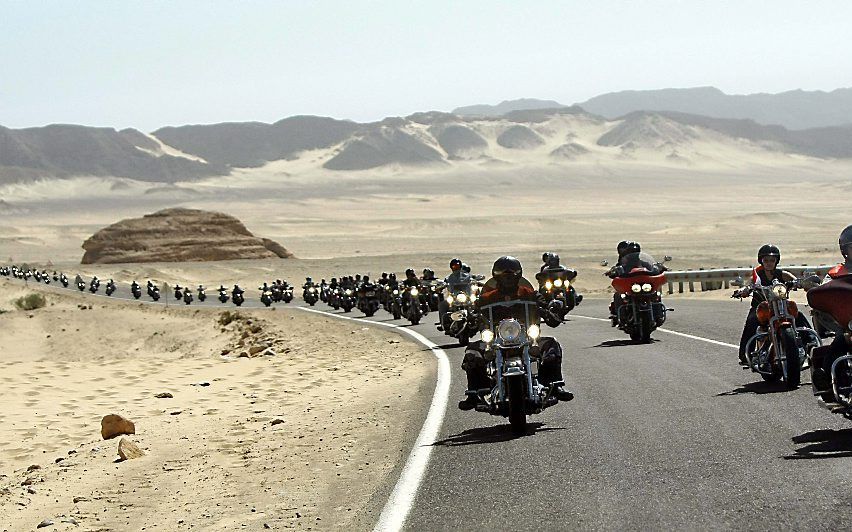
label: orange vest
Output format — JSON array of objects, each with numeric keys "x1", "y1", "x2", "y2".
[{"x1": 828, "y1": 263, "x2": 850, "y2": 279}]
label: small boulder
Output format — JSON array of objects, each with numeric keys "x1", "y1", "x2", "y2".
[
  {"x1": 101, "y1": 414, "x2": 135, "y2": 440},
  {"x1": 248, "y1": 345, "x2": 266, "y2": 356},
  {"x1": 36, "y1": 519, "x2": 54, "y2": 529},
  {"x1": 117, "y1": 438, "x2": 145, "y2": 461},
  {"x1": 154, "y1": 392, "x2": 173, "y2": 399}
]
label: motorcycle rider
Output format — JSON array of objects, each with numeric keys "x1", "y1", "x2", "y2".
[
  {"x1": 438, "y1": 258, "x2": 471, "y2": 331},
  {"x1": 811, "y1": 226, "x2": 852, "y2": 397},
  {"x1": 458, "y1": 256, "x2": 574, "y2": 410},
  {"x1": 606, "y1": 241, "x2": 641, "y2": 324},
  {"x1": 734, "y1": 244, "x2": 812, "y2": 365},
  {"x1": 823, "y1": 224, "x2": 852, "y2": 283}
]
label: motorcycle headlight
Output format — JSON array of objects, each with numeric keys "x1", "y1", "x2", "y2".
[
  {"x1": 456, "y1": 293, "x2": 467, "y2": 303},
  {"x1": 772, "y1": 284, "x2": 787, "y2": 298},
  {"x1": 527, "y1": 324, "x2": 540, "y2": 340},
  {"x1": 554, "y1": 279, "x2": 563, "y2": 287},
  {"x1": 642, "y1": 283, "x2": 652, "y2": 292},
  {"x1": 345, "y1": 289, "x2": 353, "y2": 295},
  {"x1": 631, "y1": 284, "x2": 642, "y2": 293},
  {"x1": 497, "y1": 319, "x2": 523, "y2": 343},
  {"x1": 446, "y1": 294, "x2": 454, "y2": 304},
  {"x1": 410, "y1": 288, "x2": 419, "y2": 296},
  {"x1": 393, "y1": 289, "x2": 399, "y2": 295},
  {"x1": 481, "y1": 329, "x2": 494, "y2": 344},
  {"x1": 545, "y1": 280, "x2": 553, "y2": 290},
  {"x1": 470, "y1": 294, "x2": 477, "y2": 302}
]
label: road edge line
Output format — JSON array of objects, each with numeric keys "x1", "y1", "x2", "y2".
[
  {"x1": 571, "y1": 314, "x2": 739, "y2": 349},
  {"x1": 294, "y1": 306, "x2": 450, "y2": 532}
]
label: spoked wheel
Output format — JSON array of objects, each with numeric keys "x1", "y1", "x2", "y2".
[{"x1": 781, "y1": 327, "x2": 801, "y2": 389}]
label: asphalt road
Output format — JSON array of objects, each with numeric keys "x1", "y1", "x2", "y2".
[{"x1": 7, "y1": 274, "x2": 852, "y2": 530}]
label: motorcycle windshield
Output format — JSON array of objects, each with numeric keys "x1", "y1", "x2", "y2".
[
  {"x1": 535, "y1": 267, "x2": 577, "y2": 286},
  {"x1": 478, "y1": 277, "x2": 539, "y2": 329},
  {"x1": 619, "y1": 252, "x2": 663, "y2": 276}
]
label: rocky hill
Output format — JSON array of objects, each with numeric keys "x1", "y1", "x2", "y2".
[
  {"x1": 80, "y1": 208, "x2": 293, "y2": 264},
  {"x1": 579, "y1": 87, "x2": 852, "y2": 130},
  {"x1": 0, "y1": 125, "x2": 227, "y2": 185}
]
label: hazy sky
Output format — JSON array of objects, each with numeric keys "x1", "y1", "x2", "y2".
[{"x1": 2, "y1": 0, "x2": 851, "y2": 131}]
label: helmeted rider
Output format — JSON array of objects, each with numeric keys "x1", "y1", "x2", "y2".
[
  {"x1": 734, "y1": 244, "x2": 812, "y2": 365},
  {"x1": 824, "y1": 224, "x2": 852, "y2": 282},
  {"x1": 607, "y1": 241, "x2": 642, "y2": 323},
  {"x1": 303, "y1": 277, "x2": 313, "y2": 290},
  {"x1": 439, "y1": 258, "x2": 472, "y2": 331},
  {"x1": 458, "y1": 256, "x2": 574, "y2": 410}
]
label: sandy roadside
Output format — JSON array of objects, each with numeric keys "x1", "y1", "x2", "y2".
[{"x1": 0, "y1": 279, "x2": 436, "y2": 531}]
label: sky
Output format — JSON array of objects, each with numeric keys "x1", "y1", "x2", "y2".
[{"x1": 2, "y1": 0, "x2": 851, "y2": 132}]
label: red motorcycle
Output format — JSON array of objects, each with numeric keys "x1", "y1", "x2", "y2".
[
  {"x1": 610, "y1": 252, "x2": 669, "y2": 343},
  {"x1": 808, "y1": 276, "x2": 852, "y2": 414}
]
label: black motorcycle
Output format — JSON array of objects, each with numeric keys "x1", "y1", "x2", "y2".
[
  {"x1": 105, "y1": 280, "x2": 116, "y2": 296},
  {"x1": 218, "y1": 288, "x2": 229, "y2": 304},
  {"x1": 303, "y1": 285, "x2": 319, "y2": 306},
  {"x1": 357, "y1": 283, "x2": 381, "y2": 317},
  {"x1": 89, "y1": 278, "x2": 100, "y2": 294},
  {"x1": 197, "y1": 286, "x2": 206, "y2": 302},
  {"x1": 131, "y1": 281, "x2": 142, "y2": 299},
  {"x1": 183, "y1": 290, "x2": 193, "y2": 305},
  {"x1": 232, "y1": 288, "x2": 245, "y2": 307},
  {"x1": 174, "y1": 285, "x2": 183, "y2": 300},
  {"x1": 609, "y1": 252, "x2": 669, "y2": 343},
  {"x1": 60, "y1": 274, "x2": 69, "y2": 288},
  {"x1": 148, "y1": 283, "x2": 161, "y2": 302},
  {"x1": 260, "y1": 287, "x2": 273, "y2": 307},
  {"x1": 442, "y1": 284, "x2": 479, "y2": 346},
  {"x1": 535, "y1": 268, "x2": 581, "y2": 328}
]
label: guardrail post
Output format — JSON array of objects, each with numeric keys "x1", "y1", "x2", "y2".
[
  {"x1": 678, "y1": 281, "x2": 683, "y2": 293},
  {"x1": 667, "y1": 281, "x2": 673, "y2": 295},
  {"x1": 688, "y1": 281, "x2": 694, "y2": 292}
]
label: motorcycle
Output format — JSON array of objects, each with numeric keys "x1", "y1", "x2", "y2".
[
  {"x1": 174, "y1": 285, "x2": 183, "y2": 300},
  {"x1": 320, "y1": 281, "x2": 330, "y2": 303},
  {"x1": 183, "y1": 289, "x2": 193, "y2": 305},
  {"x1": 467, "y1": 277, "x2": 562, "y2": 434},
  {"x1": 148, "y1": 283, "x2": 161, "y2": 302},
  {"x1": 303, "y1": 285, "x2": 319, "y2": 306},
  {"x1": 402, "y1": 285, "x2": 428, "y2": 325},
  {"x1": 131, "y1": 281, "x2": 142, "y2": 299},
  {"x1": 232, "y1": 288, "x2": 245, "y2": 307},
  {"x1": 60, "y1": 274, "x2": 69, "y2": 288},
  {"x1": 442, "y1": 284, "x2": 479, "y2": 346},
  {"x1": 197, "y1": 286, "x2": 206, "y2": 302},
  {"x1": 535, "y1": 268, "x2": 581, "y2": 328},
  {"x1": 105, "y1": 280, "x2": 116, "y2": 296},
  {"x1": 77, "y1": 280, "x2": 86, "y2": 292},
  {"x1": 424, "y1": 281, "x2": 443, "y2": 312},
  {"x1": 357, "y1": 283, "x2": 380, "y2": 317},
  {"x1": 735, "y1": 279, "x2": 820, "y2": 389},
  {"x1": 609, "y1": 252, "x2": 669, "y2": 343},
  {"x1": 89, "y1": 278, "x2": 100, "y2": 294},
  {"x1": 218, "y1": 288, "x2": 230, "y2": 304},
  {"x1": 807, "y1": 275, "x2": 852, "y2": 413},
  {"x1": 339, "y1": 287, "x2": 355, "y2": 313},
  {"x1": 260, "y1": 288, "x2": 273, "y2": 307}
]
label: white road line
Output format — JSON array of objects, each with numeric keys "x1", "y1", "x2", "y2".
[
  {"x1": 572, "y1": 314, "x2": 739, "y2": 349},
  {"x1": 295, "y1": 306, "x2": 450, "y2": 532}
]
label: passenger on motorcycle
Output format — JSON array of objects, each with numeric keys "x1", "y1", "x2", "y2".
[
  {"x1": 439, "y1": 258, "x2": 472, "y2": 331},
  {"x1": 735, "y1": 244, "x2": 812, "y2": 365},
  {"x1": 458, "y1": 256, "x2": 574, "y2": 410},
  {"x1": 606, "y1": 241, "x2": 642, "y2": 323},
  {"x1": 823, "y1": 224, "x2": 852, "y2": 282}
]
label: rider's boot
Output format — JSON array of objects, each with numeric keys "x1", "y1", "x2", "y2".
[{"x1": 458, "y1": 369, "x2": 488, "y2": 411}]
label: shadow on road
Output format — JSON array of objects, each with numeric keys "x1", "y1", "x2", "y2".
[
  {"x1": 784, "y1": 428, "x2": 852, "y2": 460},
  {"x1": 592, "y1": 338, "x2": 659, "y2": 348},
  {"x1": 716, "y1": 380, "x2": 796, "y2": 396},
  {"x1": 431, "y1": 422, "x2": 565, "y2": 446}
]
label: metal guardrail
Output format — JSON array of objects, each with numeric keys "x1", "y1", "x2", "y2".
[{"x1": 663, "y1": 265, "x2": 834, "y2": 294}]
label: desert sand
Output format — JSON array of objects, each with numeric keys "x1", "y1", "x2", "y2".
[{"x1": 0, "y1": 279, "x2": 434, "y2": 530}]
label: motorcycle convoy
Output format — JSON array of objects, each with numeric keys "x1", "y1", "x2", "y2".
[{"x1": 2, "y1": 224, "x2": 851, "y2": 433}]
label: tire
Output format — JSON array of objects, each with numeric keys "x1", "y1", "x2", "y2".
[
  {"x1": 780, "y1": 326, "x2": 801, "y2": 389},
  {"x1": 458, "y1": 332, "x2": 469, "y2": 347},
  {"x1": 507, "y1": 377, "x2": 527, "y2": 435}
]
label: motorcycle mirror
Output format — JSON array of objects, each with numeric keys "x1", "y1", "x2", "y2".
[
  {"x1": 800, "y1": 275, "x2": 821, "y2": 291},
  {"x1": 600, "y1": 260, "x2": 609, "y2": 267},
  {"x1": 731, "y1": 276, "x2": 744, "y2": 287},
  {"x1": 663, "y1": 255, "x2": 673, "y2": 262}
]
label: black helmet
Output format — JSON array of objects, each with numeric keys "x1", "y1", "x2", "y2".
[
  {"x1": 331, "y1": 277, "x2": 337, "y2": 283},
  {"x1": 547, "y1": 253, "x2": 560, "y2": 267},
  {"x1": 355, "y1": 274, "x2": 361, "y2": 281},
  {"x1": 363, "y1": 275, "x2": 370, "y2": 282},
  {"x1": 624, "y1": 241, "x2": 641, "y2": 255},
  {"x1": 389, "y1": 273, "x2": 397, "y2": 281},
  {"x1": 542, "y1": 251, "x2": 553, "y2": 263},
  {"x1": 492, "y1": 256, "x2": 522, "y2": 293},
  {"x1": 405, "y1": 268, "x2": 415, "y2": 277},
  {"x1": 840, "y1": 225, "x2": 852, "y2": 259},
  {"x1": 449, "y1": 258, "x2": 462, "y2": 271},
  {"x1": 306, "y1": 277, "x2": 312, "y2": 282},
  {"x1": 461, "y1": 263, "x2": 471, "y2": 273},
  {"x1": 757, "y1": 244, "x2": 781, "y2": 263},
  {"x1": 381, "y1": 272, "x2": 388, "y2": 279},
  {"x1": 422, "y1": 268, "x2": 434, "y2": 278},
  {"x1": 617, "y1": 240, "x2": 630, "y2": 254}
]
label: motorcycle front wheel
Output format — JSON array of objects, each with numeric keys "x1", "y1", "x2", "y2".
[
  {"x1": 781, "y1": 327, "x2": 801, "y2": 389},
  {"x1": 507, "y1": 377, "x2": 527, "y2": 435}
]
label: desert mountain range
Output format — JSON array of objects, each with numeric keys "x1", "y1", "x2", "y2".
[{"x1": 2, "y1": 87, "x2": 852, "y2": 185}]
